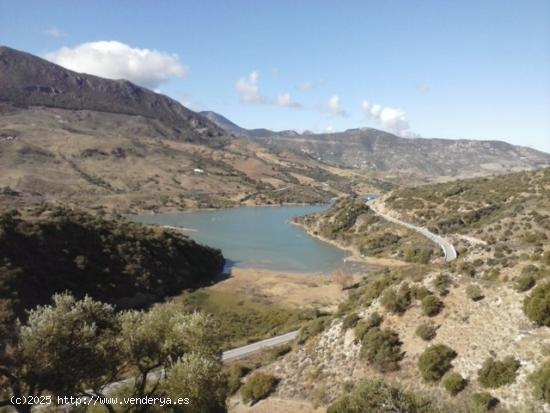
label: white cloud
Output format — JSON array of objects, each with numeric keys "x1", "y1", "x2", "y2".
[
  {"x1": 45, "y1": 41, "x2": 188, "y2": 89},
  {"x1": 361, "y1": 100, "x2": 417, "y2": 137},
  {"x1": 46, "y1": 27, "x2": 65, "y2": 38},
  {"x1": 276, "y1": 93, "x2": 301, "y2": 108},
  {"x1": 325, "y1": 95, "x2": 347, "y2": 117},
  {"x1": 235, "y1": 71, "x2": 265, "y2": 103}
]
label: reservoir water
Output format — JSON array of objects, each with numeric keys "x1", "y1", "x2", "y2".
[{"x1": 130, "y1": 205, "x2": 348, "y2": 273}]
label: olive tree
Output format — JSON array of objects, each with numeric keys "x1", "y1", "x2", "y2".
[{"x1": 0, "y1": 293, "x2": 121, "y2": 413}]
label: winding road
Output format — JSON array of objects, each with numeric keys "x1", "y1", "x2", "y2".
[{"x1": 366, "y1": 199, "x2": 457, "y2": 262}]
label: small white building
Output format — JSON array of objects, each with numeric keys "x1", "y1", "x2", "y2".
[{"x1": 193, "y1": 168, "x2": 204, "y2": 174}]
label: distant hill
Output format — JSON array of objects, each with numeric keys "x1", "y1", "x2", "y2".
[
  {"x1": 0, "y1": 46, "x2": 364, "y2": 212},
  {"x1": 0, "y1": 46, "x2": 226, "y2": 146},
  {"x1": 200, "y1": 110, "x2": 299, "y2": 139},
  {"x1": 0, "y1": 206, "x2": 224, "y2": 324},
  {"x1": 202, "y1": 111, "x2": 550, "y2": 178}
]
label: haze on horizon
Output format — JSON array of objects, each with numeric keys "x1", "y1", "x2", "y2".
[{"x1": 1, "y1": 0, "x2": 549, "y2": 152}]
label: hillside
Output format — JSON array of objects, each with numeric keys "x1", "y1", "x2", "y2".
[
  {"x1": 203, "y1": 110, "x2": 550, "y2": 179},
  {"x1": 0, "y1": 206, "x2": 224, "y2": 326},
  {"x1": 245, "y1": 168, "x2": 550, "y2": 412},
  {"x1": 0, "y1": 47, "x2": 381, "y2": 212}
]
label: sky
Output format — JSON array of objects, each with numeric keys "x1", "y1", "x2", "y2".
[{"x1": 1, "y1": 0, "x2": 549, "y2": 152}]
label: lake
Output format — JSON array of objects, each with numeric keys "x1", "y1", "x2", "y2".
[{"x1": 130, "y1": 205, "x2": 349, "y2": 273}]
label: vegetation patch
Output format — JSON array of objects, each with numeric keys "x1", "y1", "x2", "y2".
[
  {"x1": 380, "y1": 284, "x2": 412, "y2": 314},
  {"x1": 443, "y1": 372, "x2": 467, "y2": 395},
  {"x1": 477, "y1": 356, "x2": 520, "y2": 388},
  {"x1": 342, "y1": 313, "x2": 360, "y2": 330},
  {"x1": 523, "y1": 282, "x2": 550, "y2": 326},
  {"x1": 529, "y1": 360, "x2": 550, "y2": 403},
  {"x1": 421, "y1": 294, "x2": 444, "y2": 316},
  {"x1": 327, "y1": 379, "x2": 438, "y2": 413},
  {"x1": 418, "y1": 344, "x2": 457, "y2": 382},
  {"x1": 514, "y1": 274, "x2": 536, "y2": 292},
  {"x1": 466, "y1": 284, "x2": 485, "y2": 301},
  {"x1": 175, "y1": 289, "x2": 310, "y2": 347},
  {"x1": 471, "y1": 392, "x2": 499, "y2": 412},
  {"x1": 415, "y1": 323, "x2": 437, "y2": 341},
  {"x1": 0, "y1": 208, "x2": 224, "y2": 325},
  {"x1": 354, "y1": 312, "x2": 383, "y2": 342},
  {"x1": 240, "y1": 372, "x2": 279, "y2": 404},
  {"x1": 360, "y1": 327, "x2": 403, "y2": 372}
]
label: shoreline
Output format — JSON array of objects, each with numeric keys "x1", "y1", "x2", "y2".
[{"x1": 291, "y1": 219, "x2": 406, "y2": 268}]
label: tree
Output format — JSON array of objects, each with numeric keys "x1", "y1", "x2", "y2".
[
  {"x1": 117, "y1": 304, "x2": 224, "y2": 412},
  {"x1": 163, "y1": 353, "x2": 228, "y2": 413},
  {"x1": 0, "y1": 293, "x2": 121, "y2": 413},
  {"x1": 0, "y1": 294, "x2": 228, "y2": 413}
]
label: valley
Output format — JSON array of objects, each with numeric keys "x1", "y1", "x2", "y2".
[{"x1": 1, "y1": 43, "x2": 549, "y2": 413}]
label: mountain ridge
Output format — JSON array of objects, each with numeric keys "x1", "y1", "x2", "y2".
[{"x1": 201, "y1": 109, "x2": 550, "y2": 177}]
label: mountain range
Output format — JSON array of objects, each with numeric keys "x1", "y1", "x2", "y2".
[
  {"x1": 200, "y1": 111, "x2": 550, "y2": 177},
  {"x1": 0, "y1": 45, "x2": 549, "y2": 213}
]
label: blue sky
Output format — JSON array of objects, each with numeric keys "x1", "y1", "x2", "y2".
[{"x1": 1, "y1": 0, "x2": 549, "y2": 152}]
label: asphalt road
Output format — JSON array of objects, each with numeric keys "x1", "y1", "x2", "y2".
[
  {"x1": 222, "y1": 330, "x2": 299, "y2": 362},
  {"x1": 367, "y1": 199, "x2": 457, "y2": 262}
]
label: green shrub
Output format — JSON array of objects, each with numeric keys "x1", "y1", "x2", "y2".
[
  {"x1": 421, "y1": 295, "x2": 444, "y2": 317},
  {"x1": 529, "y1": 360, "x2": 550, "y2": 403},
  {"x1": 415, "y1": 323, "x2": 437, "y2": 341},
  {"x1": 380, "y1": 284, "x2": 412, "y2": 314},
  {"x1": 360, "y1": 327, "x2": 403, "y2": 372},
  {"x1": 433, "y1": 274, "x2": 452, "y2": 296},
  {"x1": 354, "y1": 312, "x2": 383, "y2": 342},
  {"x1": 523, "y1": 282, "x2": 550, "y2": 326},
  {"x1": 477, "y1": 356, "x2": 520, "y2": 388},
  {"x1": 466, "y1": 284, "x2": 484, "y2": 301},
  {"x1": 226, "y1": 364, "x2": 251, "y2": 394},
  {"x1": 298, "y1": 316, "x2": 330, "y2": 343},
  {"x1": 470, "y1": 392, "x2": 499, "y2": 412},
  {"x1": 443, "y1": 372, "x2": 467, "y2": 395},
  {"x1": 417, "y1": 344, "x2": 457, "y2": 382},
  {"x1": 342, "y1": 313, "x2": 360, "y2": 330},
  {"x1": 521, "y1": 264, "x2": 541, "y2": 277},
  {"x1": 268, "y1": 344, "x2": 292, "y2": 359},
  {"x1": 326, "y1": 379, "x2": 433, "y2": 413},
  {"x1": 240, "y1": 372, "x2": 279, "y2": 404},
  {"x1": 412, "y1": 286, "x2": 431, "y2": 300},
  {"x1": 515, "y1": 274, "x2": 536, "y2": 292}
]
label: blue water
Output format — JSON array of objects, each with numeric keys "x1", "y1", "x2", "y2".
[{"x1": 130, "y1": 205, "x2": 348, "y2": 273}]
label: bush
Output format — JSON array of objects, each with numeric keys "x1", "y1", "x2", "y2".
[
  {"x1": 421, "y1": 295, "x2": 444, "y2": 317},
  {"x1": 433, "y1": 274, "x2": 452, "y2": 296},
  {"x1": 514, "y1": 274, "x2": 536, "y2": 292},
  {"x1": 298, "y1": 316, "x2": 330, "y2": 343},
  {"x1": 380, "y1": 284, "x2": 412, "y2": 314},
  {"x1": 226, "y1": 364, "x2": 251, "y2": 394},
  {"x1": 342, "y1": 313, "x2": 360, "y2": 330},
  {"x1": 412, "y1": 286, "x2": 431, "y2": 300},
  {"x1": 466, "y1": 284, "x2": 484, "y2": 301},
  {"x1": 443, "y1": 372, "x2": 467, "y2": 395},
  {"x1": 477, "y1": 356, "x2": 520, "y2": 388},
  {"x1": 326, "y1": 379, "x2": 434, "y2": 413},
  {"x1": 415, "y1": 323, "x2": 437, "y2": 341},
  {"x1": 470, "y1": 392, "x2": 499, "y2": 412},
  {"x1": 240, "y1": 372, "x2": 279, "y2": 404},
  {"x1": 354, "y1": 312, "x2": 383, "y2": 342},
  {"x1": 529, "y1": 360, "x2": 550, "y2": 403},
  {"x1": 360, "y1": 327, "x2": 403, "y2": 372},
  {"x1": 417, "y1": 344, "x2": 457, "y2": 382},
  {"x1": 523, "y1": 282, "x2": 550, "y2": 326}
]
